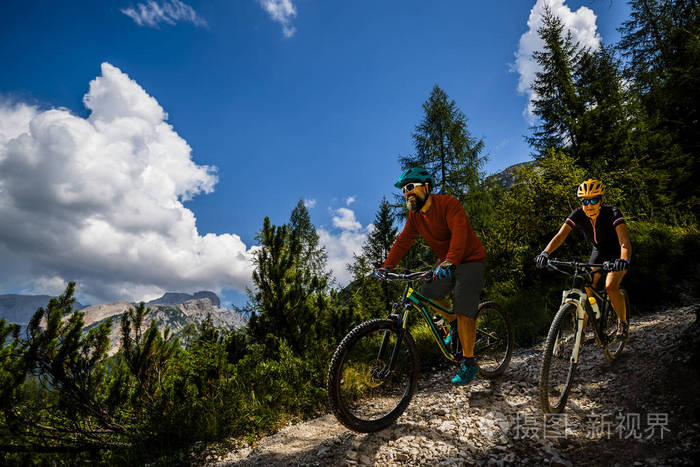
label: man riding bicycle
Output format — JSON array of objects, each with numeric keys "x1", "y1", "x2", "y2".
[
  {"x1": 536, "y1": 179, "x2": 632, "y2": 341},
  {"x1": 375, "y1": 167, "x2": 487, "y2": 385}
]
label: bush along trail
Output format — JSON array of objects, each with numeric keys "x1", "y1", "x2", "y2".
[{"x1": 208, "y1": 304, "x2": 700, "y2": 466}]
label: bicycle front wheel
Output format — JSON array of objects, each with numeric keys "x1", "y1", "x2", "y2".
[
  {"x1": 327, "y1": 319, "x2": 419, "y2": 432},
  {"x1": 474, "y1": 301, "x2": 513, "y2": 378},
  {"x1": 539, "y1": 303, "x2": 579, "y2": 414}
]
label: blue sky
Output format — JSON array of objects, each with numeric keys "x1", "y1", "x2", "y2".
[{"x1": 0, "y1": 0, "x2": 631, "y2": 307}]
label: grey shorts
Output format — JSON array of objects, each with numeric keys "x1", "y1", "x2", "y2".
[{"x1": 420, "y1": 262, "x2": 486, "y2": 319}]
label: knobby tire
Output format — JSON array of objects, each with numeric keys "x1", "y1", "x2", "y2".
[
  {"x1": 539, "y1": 303, "x2": 579, "y2": 414},
  {"x1": 327, "y1": 319, "x2": 419, "y2": 432},
  {"x1": 474, "y1": 301, "x2": 514, "y2": 378}
]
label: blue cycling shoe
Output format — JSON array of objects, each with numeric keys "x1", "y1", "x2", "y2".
[{"x1": 452, "y1": 361, "x2": 478, "y2": 385}]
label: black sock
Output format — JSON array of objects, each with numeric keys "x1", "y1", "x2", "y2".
[{"x1": 461, "y1": 357, "x2": 475, "y2": 366}]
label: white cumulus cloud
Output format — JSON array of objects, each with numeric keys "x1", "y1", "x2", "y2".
[
  {"x1": 332, "y1": 207, "x2": 362, "y2": 232},
  {"x1": 257, "y1": 0, "x2": 297, "y2": 37},
  {"x1": 303, "y1": 198, "x2": 316, "y2": 209},
  {"x1": 513, "y1": 0, "x2": 601, "y2": 122},
  {"x1": 121, "y1": 0, "x2": 207, "y2": 28},
  {"x1": 318, "y1": 206, "x2": 370, "y2": 285},
  {"x1": 0, "y1": 63, "x2": 255, "y2": 304}
]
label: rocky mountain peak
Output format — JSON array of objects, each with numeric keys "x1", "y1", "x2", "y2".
[{"x1": 147, "y1": 291, "x2": 220, "y2": 307}]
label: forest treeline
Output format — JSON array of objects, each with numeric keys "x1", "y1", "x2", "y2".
[{"x1": 1, "y1": 2, "x2": 698, "y2": 464}]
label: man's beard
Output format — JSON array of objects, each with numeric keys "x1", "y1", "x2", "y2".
[{"x1": 406, "y1": 194, "x2": 426, "y2": 212}]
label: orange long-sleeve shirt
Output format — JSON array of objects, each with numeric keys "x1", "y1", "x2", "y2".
[{"x1": 382, "y1": 194, "x2": 486, "y2": 270}]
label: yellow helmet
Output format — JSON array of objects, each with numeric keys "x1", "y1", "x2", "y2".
[{"x1": 577, "y1": 179, "x2": 605, "y2": 199}]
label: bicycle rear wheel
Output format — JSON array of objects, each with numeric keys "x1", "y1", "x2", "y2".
[
  {"x1": 327, "y1": 319, "x2": 419, "y2": 432},
  {"x1": 474, "y1": 302, "x2": 513, "y2": 378},
  {"x1": 603, "y1": 288, "x2": 631, "y2": 361},
  {"x1": 539, "y1": 303, "x2": 579, "y2": 414}
]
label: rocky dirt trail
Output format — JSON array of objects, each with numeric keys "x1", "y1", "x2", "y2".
[{"x1": 208, "y1": 305, "x2": 700, "y2": 466}]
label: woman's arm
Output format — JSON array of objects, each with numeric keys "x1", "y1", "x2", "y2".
[
  {"x1": 543, "y1": 224, "x2": 573, "y2": 255},
  {"x1": 615, "y1": 224, "x2": 632, "y2": 261}
]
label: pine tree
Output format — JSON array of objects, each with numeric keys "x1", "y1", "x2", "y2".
[
  {"x1": 393, "y1": 85, "x2": 486, "y2": 271},
  {"x1": 401, "y1": 85, "x2": 485, "y2": 203},
  {"x1": 526, "y1": 6, "x2": 585, "y2": 159},
  {"x1": 247, "y1": 216, "x2": 329, "y2": 355},
  {"x1": 354, "y1": 198, "x2": 398, "y2": 272},
  {"x1": 618, "y1": 0, "x2": 699, "y2": 219},
  {"x1": 572, "y1": 44, "x2": 671, "y2": 219},
  {"x1": 0, "y1": 283, "x2": 132, "y2": 454},
  {"x1": 289, "y1": 199, "x2": 329, "y2": 280},
  {"x1": 575, "y1": 46, "x2": 630, "y2": 168},
  {"x1": 525, "y1": 5, "x2": 692, "y2": 221}
]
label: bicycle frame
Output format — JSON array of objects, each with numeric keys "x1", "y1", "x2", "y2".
[
  {"x1": 376, "y1": 283, "x2": 458, "y2": 380},
  {"x1": 549, "y1": 260, "x2": 615, "y2": 364},
  {"x1": 376, "y1": 271, "x2": 503, "y2": 375},
  {"x1": 403, "y1": 285, "x2": 460, "y2": 362}
]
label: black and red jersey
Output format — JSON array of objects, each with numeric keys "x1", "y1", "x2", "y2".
[{"x1": 565, "y1": 205, "x2": 626, "y2": 256}]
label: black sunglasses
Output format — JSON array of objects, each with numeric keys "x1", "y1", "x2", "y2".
[{"x1": 580, "y1": 197, "x2": 600, "y2": 206}]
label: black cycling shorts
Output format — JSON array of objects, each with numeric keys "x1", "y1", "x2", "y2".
[
  {"x1": 589, "y1": 248, "x2": 619, "y2": 264},
  {"x1": 420, "y1": 262, "x2": 485, "y2": 319}
]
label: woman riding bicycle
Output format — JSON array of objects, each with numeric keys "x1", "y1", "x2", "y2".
[
  {"x1": 536, "y1": 179, "x2": 632, "y2": 341},
  {"x1": 375, "y1": 167, "x2": 486, "y2": 385}
]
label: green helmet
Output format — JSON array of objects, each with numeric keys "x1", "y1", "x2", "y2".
[{"x1": 394, "y1": 167, "x2": 433, "y2": 189}]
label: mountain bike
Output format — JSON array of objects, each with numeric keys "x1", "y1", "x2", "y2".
[
  {"x1": 539, "y1": 259, "x2": 631, "y2": 414},
  {"x1": 327, "y1": 270, "x2": 514, "y2": 432}
]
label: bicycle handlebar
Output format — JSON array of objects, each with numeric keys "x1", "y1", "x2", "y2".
[
  {"x1": 545, "y1": 258, "x2": 614, "y2": 277},
  {"x1": 385, "y1": 270, "x2": 433, "y2": 282}
]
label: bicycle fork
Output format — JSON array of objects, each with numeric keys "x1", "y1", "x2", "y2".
[
  {"x1": 376, "y1": 310, "x2": 410, "y2": 379},
  {"x1": 557, "y1": 289, "x2": 587, "y2": 364}
]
